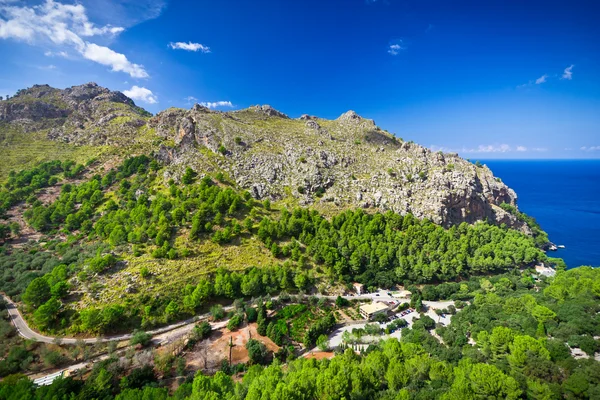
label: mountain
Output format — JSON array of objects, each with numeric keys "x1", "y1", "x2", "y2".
[{"x1": 1, "y1": 82, "x2": 525, "y2": 231}]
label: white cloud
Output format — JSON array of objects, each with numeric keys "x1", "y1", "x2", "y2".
[
  {"x1": 432, "y1": 143, "x2": 555, "y2": 155},
  {"x1": 0, "y1": 0, "x2": 148, "y2": 78},
  {"x1": 199, "y1": 101, "x2": 233, "y2": 109},
  {"x1": 431, "y1": 144, "x2": 516, "y2": 154},
  {"x1": 562, "y1": 64, "x2": 574, "y2": 80},
  {"x1": 464, "y1": 144, "x2": 512, "y2": 153},
  {"x1": 169, "y1": 41, "x2": 210, "y2": 53},
  {"x1": 387, "y1": 42, "x2": 404, "y2": 55},
  {"x1": 83, "y1": 43, "x2": 148, "y2": 78},
  {"x1": 581, "y1": 146, "x2": 600, "y2": 152},
  {"x1": 123, "y1": 85, "x2": 157, "y2": 104},
  {"x1": 535, "y1": 74, "x2": 547, "y2": 84},
  {"x1": 44, "y1": 49, "x2": 69, "y2": 58}
]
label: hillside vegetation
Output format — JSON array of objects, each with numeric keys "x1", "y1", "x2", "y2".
[
  {"x1": 2, "y1": 267, "x2": 600, "y2": 399},
  {"x1": 1, "y1": 83, "x2": 536, "y2": 231},
  {"x1": 0, "y1": 156, "x2": 550, "y2": 335}
]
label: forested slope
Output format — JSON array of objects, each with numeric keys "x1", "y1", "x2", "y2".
[
  {"x1": 0, "y1": 156, "x2": 550, "y2": 335},
  {"x1": 2, "y1": 267, "x2": 600, "y2": 399}
]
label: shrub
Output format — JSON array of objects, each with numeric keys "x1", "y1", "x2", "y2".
[
  {"x1": 246, "y1": 339, "x2": 268, "y2": 365},
  {"x1": 192, "y1": 322, "x2": 212, "y2": 341},
  {"x1": 211, "y1": 305, "x2": 225, "y2": 321},
  {"x1": 246, "y1": 307, "x2": 258, "y2": 323},
  {"x1": 130, "y1": 330, "x2": 152, "y2": 347},
  {"x1": 227, "y1": 314, "x2": 243, "y2": 331}
]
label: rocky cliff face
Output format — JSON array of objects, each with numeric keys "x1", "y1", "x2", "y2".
[
  {"x1": 0, "y1": 83, "x2": 528, "y2": 231},
  {"x1": 0, "y1": 83, "x2": 150, "y2": 145}
]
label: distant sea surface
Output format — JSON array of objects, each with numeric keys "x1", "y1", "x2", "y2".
[{"x1": 481, "y1": 159, "x2": 600, "y2": 268}]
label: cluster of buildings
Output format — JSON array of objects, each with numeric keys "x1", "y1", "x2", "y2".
[{"x1": 351, "y1": 283, "x2": 412, "y2": 320}]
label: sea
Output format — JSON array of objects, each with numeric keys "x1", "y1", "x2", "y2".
[{"x1": 481, "y1": 159, "x2": 600, "y2": 269}]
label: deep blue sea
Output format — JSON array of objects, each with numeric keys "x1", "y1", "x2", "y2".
[{"x1": 481, "y1": 160, "x2": 600, "y2": 268}]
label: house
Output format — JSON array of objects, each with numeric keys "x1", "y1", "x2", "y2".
[
  {"x1": 359, "y1": 302, "x2": 389, "y2": 319},
  {"x1": 353, "y1": 282, "x2": 365, "y2": 295},
  {"x1": 392, "y1": 289, "x2": 412, "y2": 299}
]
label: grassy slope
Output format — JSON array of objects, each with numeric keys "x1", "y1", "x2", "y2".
[{"x1": 0, "y1": 126, "x2": 106, "y2": 180}]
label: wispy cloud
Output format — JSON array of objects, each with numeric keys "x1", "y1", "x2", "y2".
[
  {"x1": 466, "y1": 144, "x2": 512, "y2": 153},
  {"x1": 199, "y1": 101, "x2": 233, "y2": 109},
  {"x1": 581, "y1": 146, "x2": 600, "y2": 151},
  {"x1": 169, "y1": 41, "x2": 210, "y2": 53},
  {"x1": 0, "y1": 0, "x2": 148, "y2": 78},
  {"x1": 44, "y1": 50, "x2": 69, "y2": 58},
  {"x1": 562, "y1": 64, "x2": 574, "y2": 80},
  {"x1": 431, "y1": 144, "x2": 545, "y2": 154},
  {"x1": 185, "y1": 96, "x2": 198, "y2": 105},
  {"x1": 519, "y1": 65, "x2": 575, "y2": 88},
  {"x1": 387, "y1": 41, "x2": 405, "y2": 56},
  {"x1": 37, "y1": 64, "x2": 56, "y2": 70},
  {"x1": 123, "y1": 85, "x2": 157, "y2": 104}
]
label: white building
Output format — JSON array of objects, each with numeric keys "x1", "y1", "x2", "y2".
[
  {"x1": 353, "y1": 282, "x2": 365, "y2": 295},
  {"x1": 359, "y1": 302, "x2": 389, "y2": 319}
]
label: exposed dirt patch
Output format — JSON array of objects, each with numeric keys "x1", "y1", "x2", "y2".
[
  {"x1": 304, "y1": 351, "x2": 335, "y2": 360},
  {"x1": 185, "y1": 323, "x2": 279, "y2": 372},
  {"x1": 5, "y1": 206, "x2": 42, "y2": 245}
]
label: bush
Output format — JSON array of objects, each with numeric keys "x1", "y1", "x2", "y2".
[
  {"x1": 317, "y1": 334, "x2": 329, "y2": 351},
  {"x1": 120, "y1": 366, "x2": 157, "y2": 390},
  {"x1": 335, "y1": 296, "x2": 349, "y2": 308},
  {"x1": 87, "y1": 254, "x2": 117, "y2": 274},
  {"x1": 192, "y1": 322, "x2": 212, "y2": 341},
  {"x1": 413, "y1": 314, "x2": 436, "y2": 330},
  {"x1": 373, "y1": 313, "x2": 388, "y2": 323},
  {"x1": 246, "y1": 339, "x2": 268, "y2": 365},
  {"x1": 246, "y1": 307, "x2": 258, "y2": 323},
  {"x1": 130, "y1": 330, "x2": 152, "y2": 347},
  {"x1": 227, "y1": 314, "x2": 243, "y2": 331},
  {"x1": 211, "y1": 305, "x2": 225, "y2": 321}
]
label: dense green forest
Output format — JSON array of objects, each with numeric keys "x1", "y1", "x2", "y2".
[
  {"x1": 0, "y1": 156, "x2": 546, "y2": 332},
  {"x1": 2, "y1": 267, "x2": 600, "y2": 399},
  {"x1": 0, "y1": 156, "x2": 552, "y2": 334}
]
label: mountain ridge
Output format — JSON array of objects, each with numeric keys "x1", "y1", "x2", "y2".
[{"x1": 1, "y1": 82, "x2": 528, "y2": 232}]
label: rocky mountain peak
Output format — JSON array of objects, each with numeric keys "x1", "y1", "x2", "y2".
[
  {"x1": 337, "y1": 110, "x2": 376, "y2": 128},
  {"x1": 338, "y1": 110, "x2": 362, "y2": 121},
  {"x1": 1, "y1": 83, "x2": 150, "y2": 145},
  {"x1": 248, "y1": 104, "x2": 289, "y2": 119},
  {"x1": 191, "y1": 103, "x2": 211, "y2": 112}
]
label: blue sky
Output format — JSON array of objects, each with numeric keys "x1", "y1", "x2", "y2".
[{"x1": 1, "y1": 0, "x2": 599, "y2": 159}]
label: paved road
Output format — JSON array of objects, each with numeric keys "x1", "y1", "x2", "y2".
[
  {"x1": 1, "y1": 293, "x2": 232, "y2": 344},
  {"x1": 0, "y1": 290, "x2": 379, "y2": 345},
  {"x1": 2, "y1": 289, "x2": 451, "y2": 345}
]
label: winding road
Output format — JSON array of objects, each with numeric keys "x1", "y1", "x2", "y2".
[
  {"x1": 1, "y1": 293, "x2": 224, "y2": 344},
  {"x1": 2, "y1": 290, "x2": 450, "y2": 345}
]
